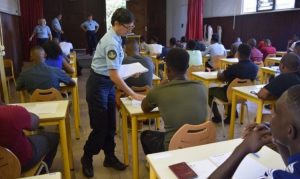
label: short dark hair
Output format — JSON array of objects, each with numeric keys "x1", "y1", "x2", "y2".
[
  {"x1": 281, "y1": 52, "x2": 300, "y2": 71},
  {"x1": 170, "y1": 37, "x2": 177, "y2": 46},
  {"x1": 111, "y1": 8, "x2": 135, "y2": 26},
  {"x1": 42, "y1": 40, "x2": 62, "y2": 59},
  {"x1": 238, "y1": 43, "x2": 251, "y2": 59},
  {"x1": 247, "y1": 38, "x2": 257, "y2": 48},
  {"x1": 211, "y1": 34, "x2": 219, "y2": 43},
  {"x1": 264, "y1": 39, "x2": 271, "y2": 46},
  {"x1": 286, "y1": 85, "x2": 300, "y2": 121},
  {"x1": 186, "y1": 40, "x2": 196, "y2": 50},
  {"x1": 180, "y1": 36, "x2": 186, "y2": 43},
  {"x1": 165, "y1": 48, "x2": 189, "y2": 74}
]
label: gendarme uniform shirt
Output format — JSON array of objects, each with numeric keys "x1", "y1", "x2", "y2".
[
  {"x1": 81, "y1": 20, "x2": 99, "y2": 31},
  {"x1": 33, "y1": 25, "x2": 51, "y2": 39},
  {"x1": 51, "y1": 17, "x2": 62, "y2": 32},
  {"x1": 91, "y1": 29, "x2": 124, "y2": 76}
]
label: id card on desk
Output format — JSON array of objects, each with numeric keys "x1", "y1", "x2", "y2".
[{"x1": 169, "y1": 162, "x2": 198, "y2": 179}]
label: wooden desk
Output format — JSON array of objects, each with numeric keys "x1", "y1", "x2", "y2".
[
  {"x1": 69, "y1": 52, "x2": 77, "y2": 77},
  {"x1": 151, "y1": 56, "x2": 166, "y2": 79},
  {"x1": 152, "y1": 74, "x2": 160, "y2": 85},
  {"x1": 147, "y1": 138, "x2": 285, "y2": 179},
  {"x1": 60, "y1": 78, "x2": 81, "y2": 139},
  {"x1": 229, "y1": 85, "x2": 276, "y2": 139},
  {"x1": 276, "y1": 51, "x2": 287, "y2": 57},
  {"x1": 191, "y1": 71, "x2": 220, "y2": 88},
  {"x1": 219, "y1": 58, "x2": 238, "y2": 69},
  {"x1": 14, "y1": 101, "x2": 73, "y2": 179},
  {"x1": 265, "y1": 57, "x2": 281, "y2": 66},
  {"x1": 20, "y1": 172, "x2": 61, "y2": 179},
  {"x1": 260, "y1": 66, "x2": 280, "y2": 84},
  {"x1": 120, "y1": 98, "x2": 160, "y2": 179}
]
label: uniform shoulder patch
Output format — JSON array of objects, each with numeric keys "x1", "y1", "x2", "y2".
[{"x1": 107, "y1": 50, "x2": 117, "y2": 60}]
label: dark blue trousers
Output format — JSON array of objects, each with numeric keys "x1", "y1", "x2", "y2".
[
  {"x1": 84, "y1": 70, "x2": 116, "y2": 157},
  {"x1": 86, "y1": 31, "x2": 97, "y2": 55}
]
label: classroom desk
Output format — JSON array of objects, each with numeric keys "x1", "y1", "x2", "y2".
[
  {"x1": 229, "y1": 85, "x2": 276, "y2": 139},
  {"x1": 219, "y1": 58, "x2": 238, "y2": 69},
  {"x1": 276, "y1": 51, "x2": 287, "y2": 57},
  {"x1": 147, "y1": 138, "x2": 285, "y2": 179},
  {"x1": 14, "y1": 101, "x2": 73, "y2": 179},
  {"x1": 151, "y1": 56, "x2": 166, "y2": 79},
  {"x1": 264, "y1": 57, "x2": 281, "y2": 66},
  {"x1": 152, "y1": 74, "x2": 160, "y2": 85},
  {"x1": 260, "y1": 66, "x2": 279, "y2": 84},
  {"x1": 120, "y1": 97, "x2": 160, "y2": 179},
  {"x1": 20, "y1": 172, "x2": 61, "y2": 179},
  {"x1": 60, "y1": 78, "x2": 81, "y2": 139},
  {"x1": 191, "y1": 71, "x2": 220, "y2": 88},
  {"x1": 69, "y1": 52, "x2": 77, "y2": 77}
]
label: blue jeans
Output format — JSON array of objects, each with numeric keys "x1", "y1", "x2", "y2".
[{"x1": 83, "y1": 70, "x2": 116, "y2": 157}]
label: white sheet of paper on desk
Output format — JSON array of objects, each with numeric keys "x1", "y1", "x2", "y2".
[
  {"x1": 188, "y1": 160, "x2": 217, "y2": 179},
  {"x1": 119, "y1": 62, "x2": 149, "y2": 79},
  {"x1": 210, "y1": 153, "x2": 267, "y2": 179},
  {"x1": 27, "y1": 103, "x2": 58, "y2": 114}
]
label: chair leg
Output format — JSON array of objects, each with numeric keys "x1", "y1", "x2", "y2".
[
  {"x1": 239, "y1": 104, "x2": 245, "y2": 124},
  {"x1": 36, "y1": 161, "x2": 49, "y2": 175}
]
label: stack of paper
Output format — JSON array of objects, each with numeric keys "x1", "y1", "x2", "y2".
[{"x1": 119, "y1": 62, "x2": 149, "y2": 79}]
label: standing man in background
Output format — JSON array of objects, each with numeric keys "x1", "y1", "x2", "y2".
[
  {"x1": 81, "y1": 14, "x2": 99, "y2": 56},
  {"x1": 29, "y1": 18, "x2": 52, "y2": 46},
  {"x1": 51, "y1": 14, "x2": 64, "y2": 41}
]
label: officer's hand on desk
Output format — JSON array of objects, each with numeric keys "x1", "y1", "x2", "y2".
[{"x1": 131, "y1": 93, "x2": 145, "y2": 101}]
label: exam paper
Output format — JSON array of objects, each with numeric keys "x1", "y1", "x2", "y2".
[
  {"x1": 188, "y1": 160, "x2": 217, "y2": 179},
  {"x1": 119, "y1": 62, "x2": 149, "y2": 79},
  {"x1": 25, "y1": 103, "x2": 59, "y2": 114}
]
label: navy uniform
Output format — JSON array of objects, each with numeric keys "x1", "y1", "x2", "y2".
[
  {"x1": 51, "y1": 17, "x2": 62, "y2": 40},
  {"x1": 82, "y1": 28, "x2": 126, "y2": 176},
  {"x1": 33, "y1": 25, "x2": 52, "y2": 46},
  {"x1": 81, "y1": 20, "x2": 99, "y2": 55}
]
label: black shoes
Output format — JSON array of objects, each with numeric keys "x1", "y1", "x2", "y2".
[
  {"x1": 103, "y1": 155, "x2": 127, "y2": 171},
  {"x1": 81, "y1": 155, "x2": 94, "y2": 178}
]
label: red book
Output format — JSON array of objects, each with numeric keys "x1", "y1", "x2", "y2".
[{"x1": 169, "y1": 162, "x2": 198, "y2": 179}]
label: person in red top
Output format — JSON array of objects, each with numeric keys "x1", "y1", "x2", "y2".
[
  {"x1": 261, "y1": 39, "x2": 277, "y2": 60},
  {"x1": 0, "y1": 97, "x2": 59, "y2": 172},
  {"x1": 247, "y1": 38, "x2": 263, "y2": 63}
]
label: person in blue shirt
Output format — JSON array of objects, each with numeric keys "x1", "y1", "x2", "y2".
[
  {"x1": 51, "y1": 14, "x2": 64, "y2": 41},
  {"x1": 81, "y1": 8, "x2": 144, "y2": 178},
  {"x1": 209, "y1": 85, "x2": 300, "y2": 179},
  {"x1": 157, "y1": 37, "x2": 177, "y2": 60},
  {"x1": 81, "y1": 14, "x2": 99, "y2": 55},
  {"x1": 29, "y1": 18, "x2": 52, "y2": 46}
]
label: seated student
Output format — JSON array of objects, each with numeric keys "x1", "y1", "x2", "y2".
[
  {"x1": 43, "y1": 40, "x2": 74, "y2": 74},
  {"x1": 257, "y1": 53, "x2": 300, "y2": 100},
  {"x1": 140, "y1": 48, "x2": 207, "y2": 154},
  {"x1": 123, "y1": 39, "x2": 154, "y2": 87},
  {"x1": 58, "y1": 38, "x2": 74, "y2": 57},
  {"x1": 287, "y1": 34, "x2": 299, "y2": 51},
  {"x1": 231, "y1": 37, "x2": 242, "y2": 56},
  {"x1": 247, "y1": 38, "x2": 263, "y2": 64},
  {"x1": 146, "y1": 36, "x2": 163, "y2": 55},
  {"x1": 186, "y1": 40, "x2": 202, "y2": 66},
  {"x1": 209, "y1": 85, "x2": 300, "y2": 179},
  {"x1": 16, "y1": 46, "x2": 75, "y2": 94},
  {"x1": 202, "y1": 34, "x2": 227, "y2": 57},
  {"x1": 180, "y1": 36, "x2": 187, "y2": 49},
  {"x1": 209, "y1": 44, "x2": 258, "y2": 123},
  {"x1": 0, "y1": 96, "x2": 59, "y2": 172},
  {"x1": 196, "y1": 40, "x2": 207, "y2": 51},
  {"x1": 261, "y1": 39, "x2": 277, "y2": 60},
  {"x1": 291, "y1": 41, "x2": 300, "y2": 57},
  {"x1": 157, "y1": 37, "x2": 177, "y2": 59}
]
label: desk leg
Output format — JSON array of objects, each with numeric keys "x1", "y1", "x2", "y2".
[
  {"x1": 72, "y1": 85, "x2": 80, "y2": 139},
  {"x1": 121, "y1": 106, "x2": 129, "y2": 165},
  {"x1": 155, "y1": 118, "x2": 160, "y2": 130},
  {"x1": 66, "y1": 114, "x2": 74, "y2": 170},
  {"x1": 155, "y1": 61, "x2": 159, "y2": 76},
  {"x1": 229, "y1": 92, "x2": 237, "y2": 139},
  {"x1": 131, "y1": 116, "x2": 139, "y2": 179},
  {"x1": 150, "y1": 165, "x2": 157, "y2": 179},
  {"x1": 59, "y1": 120, "x2": 71, "y2": 179},
  {"x1": 256, "y1": 101, "x2": 263, "y2": 124}
]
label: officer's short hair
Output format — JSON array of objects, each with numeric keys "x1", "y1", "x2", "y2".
[
  {"x1": 111, "y1": 8, "x2": 135, "y2": 26},
  {"x1": 165, "y1": 48, "x2": 189, "y2": 74},
  {"x1": 238, "y1": 43, "x2": 251, "y2": 59}
]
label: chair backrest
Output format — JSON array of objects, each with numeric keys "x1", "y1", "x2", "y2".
[
  {"x1": 255, "y1": 62, "x2": 265, "y2": 83},
  {"x1": 187, "y1": 65, "x2": 204, "y2": 80},
  {"x1": 211, "y1": 55, "x2": 226, "y2": 70},
  {"x1": 30, "y1": 88, "x2": 63, "y2": 102},
  {"x1": 226, "y1": 78, "x2": 254, "y2": 103},
  {"x1": 168, "y1": 121, "x2": 216, "y2": 150},
  {"x1": 0, "y1": 146, "x2": 21, "y2": 179},
  {"x1": 3, "y1": 59, "x2": 14, "y2": 77}
]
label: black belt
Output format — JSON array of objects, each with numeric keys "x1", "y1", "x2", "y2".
[{"x1": 91, "y1": 69, "x2": 110, "y2": 79}]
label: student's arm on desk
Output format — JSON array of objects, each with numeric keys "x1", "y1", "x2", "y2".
[
  {"x1": 141, "y1": 97, "x2": 155, "y2": 113},
  {"x1": 257, "y1": 88, "x2": 277, "y2": 100},
  {"x1": 63, "y1": 58, "x2": 75, "y2": 74},
  {"x1": 109, "y1": 69, "x2": 144, "y2": 101},
  {"x1": 208, "y1": 125, "x2": 272, "y2": 179},
  {"x1": 217, "y1": 71, "x2": 226, "y2": 82}
]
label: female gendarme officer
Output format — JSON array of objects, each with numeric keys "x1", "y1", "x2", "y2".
[{"x1": 81, "y1": 8, "x2": 144, "y2": 178}]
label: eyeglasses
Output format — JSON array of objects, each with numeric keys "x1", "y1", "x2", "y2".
[{"x1": 122, "y1": 24, "x2": 135, "y2": 30}]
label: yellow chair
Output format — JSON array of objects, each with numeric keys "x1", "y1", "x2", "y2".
[
  {"x1": 210, "y1": 78, "x2": 254, "y2": 136},
  {"x1": 187, "y1": 65, "x2": 204, "y2": 80},
  {"x1": 168, "y1": 121, "x2": 216, "y2": 150},
  {"x1": 255, "y1": 61, "x2": 265, "y2": 84},
  {"x1": 264, "y1": 54, "x2": 276, "y2": 66},
  {"x1": 4, "y1": 59, "x2": 16, "y2": 97},
  {"x1": 0, "y1": 146, "x2": 21, "y2": 179},
  {"x1": 30, "y1": 88, "x2": 63, "y2": 102}
]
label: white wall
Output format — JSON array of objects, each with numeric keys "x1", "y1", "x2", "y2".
[
  {"x1": 203, "y1": 0, "x2": 243, "y2": 18},
  {"x1": 166, "y1": 0, "x2": 188, "y2": 45},
  {"x1": 0, "y1": 0, "x2": 20, "y2": 16}
]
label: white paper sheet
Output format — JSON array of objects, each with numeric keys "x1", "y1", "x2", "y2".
[
  {"x1": 188, "y1": 160, "x2": 217, "y2": 179},
  {"x1": 24, "y1": 103, "x2": 59, "y2": 114},
  {"x1": 119, "y1": 62, "x2": 149, "y2": 79}
]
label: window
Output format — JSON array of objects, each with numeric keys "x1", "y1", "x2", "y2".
[
  {"x1": 106, "y1": 0, "x2": 126, "y2": 30},
  {"x1": 243, "y1": 0, "x2": 257, "y2": 13},
  {"x1": 276, "y1": 0, "x2": 295, "y2": 10},
  {"x1": 257, "y1": 0, "x2": 275, "y2": 11}
]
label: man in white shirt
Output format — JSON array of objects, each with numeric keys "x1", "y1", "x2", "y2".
[
  {"x1": 202, "y1": 34, "x2": 227, "y2": 57},
  {"x1": 59, "y1": 40, "x2": 73, "y2": 56},
  {"x1": 51, "y1": 14, "x2": 63, "y2": 41}
]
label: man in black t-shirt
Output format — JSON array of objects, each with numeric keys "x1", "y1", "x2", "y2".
[
  {"x1": 209, "y1": 44, "x2": 258, "y2": 123},
  {"x1": 257, "y1": 53, "x2": 300, "y2": 100}
]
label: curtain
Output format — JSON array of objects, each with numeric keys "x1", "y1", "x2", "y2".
[
  {"x1": 185, "y1": 0, "x2": 203, "y2": 40},
  {"x1": 20, "y1": 0, "x2": 44, "y2": 61}
]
